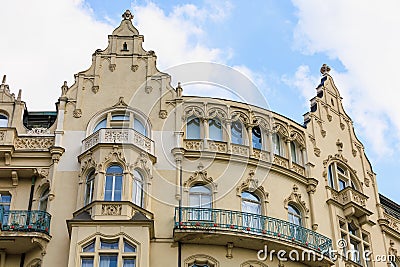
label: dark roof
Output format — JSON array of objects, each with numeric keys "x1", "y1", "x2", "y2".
[{"x1": 380, "y1": 194, "x2": 400, "y2": 219}]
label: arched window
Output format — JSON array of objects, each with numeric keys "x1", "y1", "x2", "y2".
[
  {"x1": 209, "y1": 118, "x2": 222, "y2": 141},
  {"x1": 252, "y1": 126, "x2": 262, "y2": 149},
  {"x1": 290, "y1": 141, "x2": 301, "y2": 164},
  {"x1": 327, "y1": 162, "x2": 358, "y2": 191},
  {"x1": 241, "y1": 192, "x2": 261, "y2": 215},
  {"x1": 134, "y1": 118, "x2": 147, "y2": 136},
  {"x1": 288, "y1": 205, "x2": 302, "y2": 226},
  {"x1": 91, "y1": 111, "x2": 150, "y2": 137},
  {"x1": 104, "y1": 165, "x2": 123, "y2": 201},
  {"x1": 186, "y1": 116, "x2": 201, "y2": 139},
  {"x1": 84, "y1": 171, "x2": 95, "y2": 205},
  {"x1": 231, "y1": 120, "x2": 243, "y2": 145},
  {"x1": 189, "y1": 185, "x2": 212, "y2": 220},
  {"x1": 272, "y1": 133, "x2": 281, "y2": 155},
  {"x1": 93, "y1": 118, "x2": 107, "y2": 132},
  {"x1": 0, "y1": 114, "x2": 8, "y2": 127},
  {"x1": 132, "y1": 170, "x2": 144, "y2": 207},
  {"x1": 241, "y1": 191, "x2": 262, "y2": 230},
  {"x1": 38, "y1": 188, "x2": 49, "y2": 211}
]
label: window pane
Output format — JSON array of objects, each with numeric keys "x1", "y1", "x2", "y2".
[
  {"x1": 132, "y1": 180, "x2": 143, "y2": 207},
  {"x1": 94, "y1": 119, "x2": 107, "y2": 132},
  {"x1": 273, "y1": 134, "x2": 281, "y2": 155},
  {"x1": 134, "y1": 118, "x2": 147, "y2": 136},
  {"x1": 209, "y1": 119, "x2": 222, "y2": 141},
  {"x1": 241, "y1": 192, "x2": 259, "y2": 202},
  {"x1": 123, "y1": 258, "x2": 136, "y2": 267},
  {"x1": 189, "y1": 185, "x2": 211, "y2": 194},
  {"x1": 38, "y1": 188, "x2": 49, "y2": 211},
  {"x1": 124, "y1": 241, "x2": 136, "y2": 252},
  {"x1": 242, "y1": 200, "x2": 261, "y2": 215},
  {"x1": 101, "y1": 240, "x2": 119, "y2": 249},
  {"x1": 100, "y1": 255, "x2": 117, "y2": 267},
  {"x1": 107, "y1": 166, "x2": 123, "y2": 175},
  {"x1": 328, "y1": 165, "x2": 334, "y2": 188},
  {"x1": 290, "y1": 142, "x2": 297, "y2": 163},
  {"x1": 186, "y1": 116, "x2": 200, "y2": 139},
  {"x1": 82, "y1": 241, "x2": 95, "y2": 252},
  {"x1": 105, "y1": 176, "x2": 113, "y2": 201},
  {"x1": 81, "y1": 258, "x2": 94, "y2": 267},
  {"x1": 0, "y1": 114, "x2": 8, "y2": 127},
  {"x1": 339, "y1": 179, "x2": 346, "y2": 191},
  {"x1": 231, "y1": 120, "x2": 243, "y2": 144},
  {"x1": 112, "y1": 115, "x2": 129, "y2": 121},
  {"x1": 252, "y1": 126, "x2": 262, "y2": 149}
]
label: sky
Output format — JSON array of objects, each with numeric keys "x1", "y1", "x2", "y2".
[{"x1": 0, "y1": 0, "x2": 399, "y2": 203}]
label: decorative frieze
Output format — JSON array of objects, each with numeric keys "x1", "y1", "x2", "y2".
[
  {"x1": 273, "y1": 155, "x2": 289, "y2": 168},
  {"x1": 184, "y1": 140, "x2": 203, "y2": 151},
  {"x1": 105, "y1": 129, "x2": 129, "y2": 143},
  {"x1": 207, "y1": 140, "x2": 227, "y2": 153},
  {"x1": 102, "y1": 204, "x2": 122, "y2": 216},
  {"x1": 231, "y1": 144, "x2": 249, "y2": 157},
  {"x1": 14, "y1": 137, "x2": 54, "y2": 149},
  {"x1": 27, "y1": 128, "x2": 50, "y2": 135}
]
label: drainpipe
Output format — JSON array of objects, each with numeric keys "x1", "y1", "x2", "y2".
[
  {"x1": 19, "y1": 253, "x2": 25, "y2": 267},
  {"x1": 178, "y1": 165, "x2": 183, "y2": 267},
  {"x1": 27, "y1": 176, "x2": 36, "y2": 211}
]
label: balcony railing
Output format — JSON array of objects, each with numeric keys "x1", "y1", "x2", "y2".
[
  {"x1": 174, "y1": 207, "x2": 332, "y2": 254},
  {"x1": 0, "y1": 207, "x2": 51, "y2": 235},
  {"x1": 82, "y1": 128, "x2": 155, "y2": 155}
]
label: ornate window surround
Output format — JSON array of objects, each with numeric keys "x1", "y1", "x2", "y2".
[
  {"x1": 284, "y1": 184, "x2": 310, "y2": 227},
  {"x1": 184, "y1": 254, "x2": 219, "y2": 267},
  {"x1": 236, "y1": 170, "x2": 269, "y2": 215}
]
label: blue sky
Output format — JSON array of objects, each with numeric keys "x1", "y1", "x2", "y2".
[{"x1": 0, "y1": 0, "x2": 399, "y2": 202}]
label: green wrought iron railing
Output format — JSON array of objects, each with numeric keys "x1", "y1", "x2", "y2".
[
  {"x1": 0, "y1": 206, "x2": 51, "y2": 235},
  {"x1": 174, "y1": 207, "x2": 332, "y2": 254}
]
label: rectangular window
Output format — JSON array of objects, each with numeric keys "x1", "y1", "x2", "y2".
[
  {"x1": 123, "y1": 258, "x2": 136, "y2": 267},
  {"x1": 99, "y1": 255, "x2": 118, "y2": 267},
  {"x1": 101, "y1": 240, "x2": 119, "y2": 250},
  {"x1": 81, "y1": 258, "x2": 94, "y2": 267}
]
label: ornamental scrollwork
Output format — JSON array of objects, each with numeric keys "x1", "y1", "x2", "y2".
[
  {"x1": 14, "y1": 137, "x2": 54, "y2": 149},
  {"x1": 284, "y1": 184, "x2": 309, "y2": 218},
  {"x1": 183, "y1": 163, "x2": 217, "y2": 193}
]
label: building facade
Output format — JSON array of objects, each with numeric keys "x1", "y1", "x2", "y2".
[{"x1": 0, "y1": 10, "x2": 399, "y2": 267}]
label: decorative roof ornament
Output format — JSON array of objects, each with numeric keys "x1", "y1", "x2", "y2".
[
  {"x1": 122, "y1": 10, "x2": 133, "y2": 20},
  {"x1": 320, "y1": 64, "x2": 331, "y2": 76}
]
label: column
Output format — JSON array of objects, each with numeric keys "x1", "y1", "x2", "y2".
[
  {"x1": 286, "y1": 140, "x2": 292, "y2": 169},
  {"x1": 307, "y1": 180, "x2": 318, "y2": 230},
  {"x1": 226, "y1": 120, "x2": 232, "y2": 153},
  {"x1": 247, "y1": 125, "x2": 253, "y2": 156},
  {"x1": 203, "y1": 118, "x2": 209, "y2": 150}
]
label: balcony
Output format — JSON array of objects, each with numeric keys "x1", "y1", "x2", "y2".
[
  {"x1": 174, "y1": 207, "x2": 333, "y2": 265},
  {"x1": 82, "y1": 128, "x2": 155, "y2": 155},
  {"x1": 0, "y1": 208, "x2": 51, "y2": 254},
  {"x1": 327, "y1": 187, "x2": 372, "y2": 223}
]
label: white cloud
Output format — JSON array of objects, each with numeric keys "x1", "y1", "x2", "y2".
[
  {"x1": 0, "y1": 0, "x2": 113, "y2": 110},
  {"x1": 132, "y1": 1, "x2": 233, "y2": 68},
  {"x1": 290, "y1": 0, "x2": 400, "y2": 158}
]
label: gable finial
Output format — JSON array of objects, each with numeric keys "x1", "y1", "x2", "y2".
[
  {"x1": 320, "y1": 64, "x2": 331, "y2": 76},
  {"x1": 1, "y1": 75, "x2": 6, "y2": 84},
  {"x1": 122, "y1": 10, "x2": 133, "y2": 20}
]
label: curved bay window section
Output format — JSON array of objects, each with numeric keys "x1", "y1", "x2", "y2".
[
  {"x1": 252, "y1": 126, "x2": 262, "y2": 150},
  {"x1": 208, "y1": 118, "x2": 222, "y2": 141},
  {"x1": 231, "y1": 120, "x2": 243, "y2": 145},
  {"x1": 186, "y1": 116, "x2": 201, "y2": 140},
  {"x1": 272, "y1": 133, "x2": 282, "y2": 156},
  {"x1": 104, "y1": 165, "x2": 123, "y2": 201}
]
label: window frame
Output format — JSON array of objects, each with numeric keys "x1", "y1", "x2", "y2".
[
  {"x1": 231, "y1": 119, "x2": 244, "y2": 145},
  {"x1": 208, "y1": 118, "x2": 223, "y2": 141},
  {"x1": 84, "y1": 171, "x2": 95, "y2": 205},
  {"x1": 0, "y1": 113, "x2": 8, "y2": 127},
  {"x1": 38, "y1": 188, "x2": 50, "y2": 212},
  {"x1": 327, "y1": 162, "x2": 359, "y2": 192},
  {"x1": 186, "y1": 115, "x2": 201, "y2": 140},
  {"x1": 79, "y1": 236, "x2": 137, "y2": 267},
  {"x1": 104, "y1": 165, "x2": 123, "y2": 201}
]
